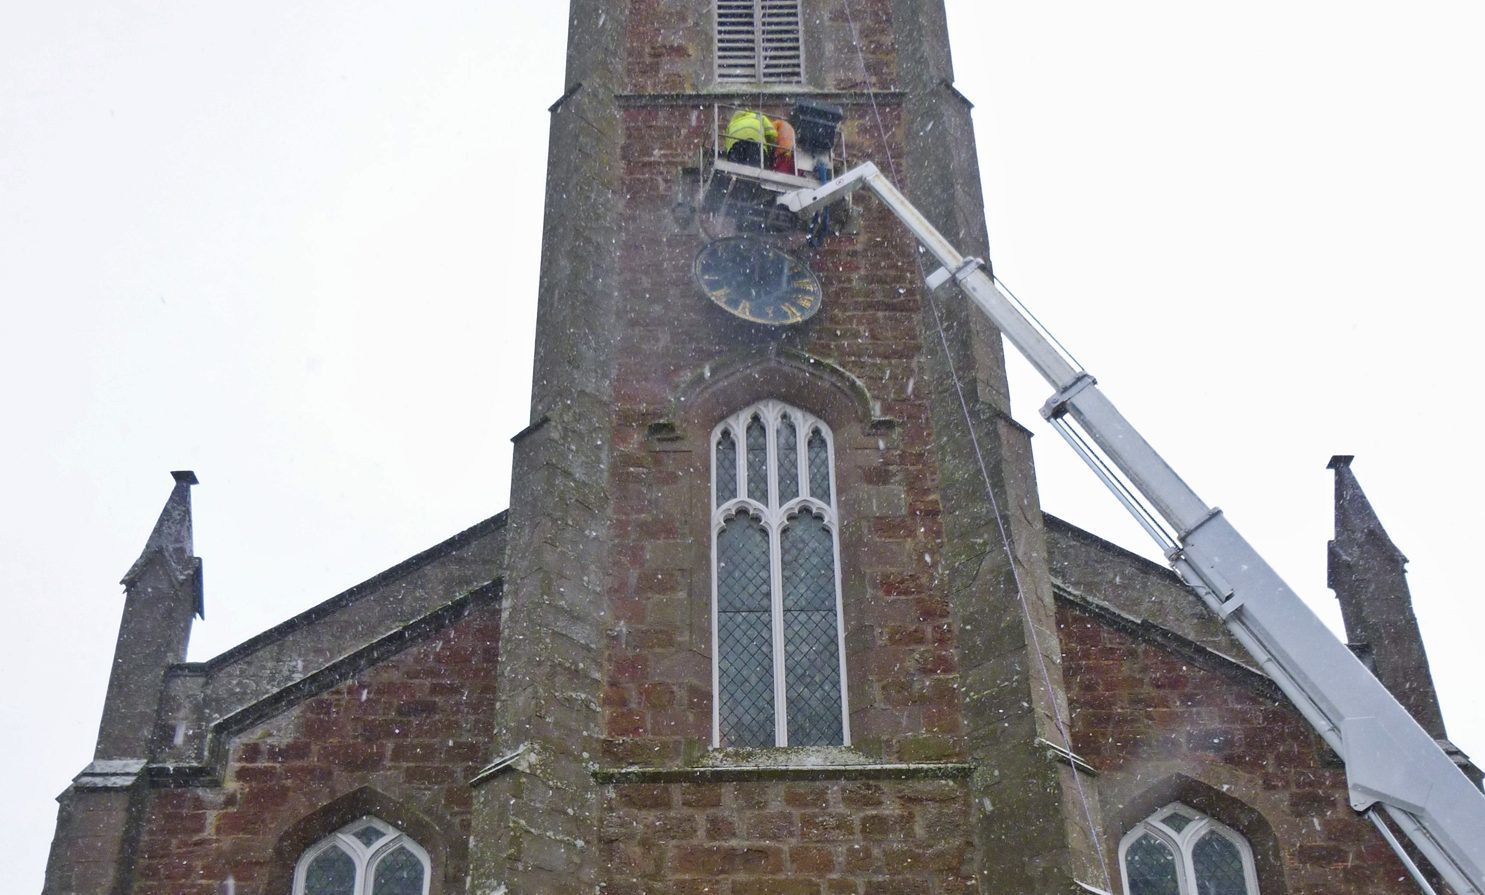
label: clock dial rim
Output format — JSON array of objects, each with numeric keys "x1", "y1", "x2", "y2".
[{"x1": 693, "y1": 236, "x2": 823, "y2": 327}]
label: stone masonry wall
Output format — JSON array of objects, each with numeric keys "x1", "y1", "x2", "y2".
[
  {"x1": 128, "y1": 599, "x2": 501, "y2": 895},
  {"x1": 600, "y1": 778, "x2": 976, "y2": 895},
  {"x1": 600, "y1": 0, "x2": 1102, "y2": 890},
  {"x1": 622, "y1": 0, "x2": 900, "y2": 94},
  {"x1": 602, "y1": 93, "x2": 966, "y2": 768},
  {"x1": 602, "y1": 96, "x2": 962, "y2": 756},
  {"x1": 596, "y1": 3, "x2": 991, "y2": 877},
  {"x1": 1057, "y1": 598, "x2": 1417, "y2": 895}
]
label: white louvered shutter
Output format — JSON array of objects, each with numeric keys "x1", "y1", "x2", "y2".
[
  {"x1": 716, "y1": 0, "x2": 803, "y2": 84},
  {"x1": 758, "y1": 0, "x2": 802, "y2": 83}
]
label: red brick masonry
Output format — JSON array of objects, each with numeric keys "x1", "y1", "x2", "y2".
[{"x1": 130, "y1": 604, "x2": 502, "y2": 895}]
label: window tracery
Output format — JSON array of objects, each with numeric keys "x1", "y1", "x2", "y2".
[
  {"x1": 1120, "y1": 803, "x2": 1259, "y2": 895},
  {"x1": 294, "y1": 816, "x2": 430, "y2": 895},
  {"x1": 712, "y1": 400, "x2": 847, "y2": 747}
]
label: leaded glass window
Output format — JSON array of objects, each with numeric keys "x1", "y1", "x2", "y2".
[
  {"x1": 1119, "y1": 804, "x2": 1259, "y2": 895},
  {"x1": 294, "y1": 817, "x2": 430, "y2": 895},
  {"x1": 712, "y1": 400, "x2": 847, "y2": 748},
  {"x1": 1125, "y1": 833, "x2": 1180, "y2": 895}
]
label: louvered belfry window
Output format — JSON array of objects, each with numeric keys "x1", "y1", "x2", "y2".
[
  {"x1": 716, "y1": 0, "x2": 804, "y2": 85},
  {"x1": 712, "y1": 400, "x2": 847, "y2": 748}
]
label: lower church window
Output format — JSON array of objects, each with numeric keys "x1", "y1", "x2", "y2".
[
  {"x1": 294, "y1": 817, "x2": 430, "y2": 895},
  {"x1": 1119, "y1": 803, "x2": 1259, "y2": 895},
  {"x1": 712, "y1": 400, "x2": 848, "y2": 748}
]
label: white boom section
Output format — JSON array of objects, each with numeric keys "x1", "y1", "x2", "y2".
[{"x1": 779, "y1": 162, "x2": 1485, "y2": 895}]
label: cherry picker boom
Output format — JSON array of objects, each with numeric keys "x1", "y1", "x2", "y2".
[{"x1": 777, "y1": 162, "x2": 1485, "y2": 895}]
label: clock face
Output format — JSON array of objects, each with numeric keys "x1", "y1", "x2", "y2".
[{"x1": 694, "y1": 237, "x2": 823, "y2": 326}]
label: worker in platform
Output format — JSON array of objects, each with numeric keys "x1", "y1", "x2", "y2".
[
  {"x1": 723, "y1": 109, "x2": 777, "y2": 167},
  {"x1": 770, "y1": 118, "x2": 796, "y2": 175}
]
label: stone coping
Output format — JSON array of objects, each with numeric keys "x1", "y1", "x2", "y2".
[
  {"x1": 615, "y1": 89, "x2": 906, "y2": 107},
  {"x1": 592, "y1": 761, "x2": 974, "y2": 785}
]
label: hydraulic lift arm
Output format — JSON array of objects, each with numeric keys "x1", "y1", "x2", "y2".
[{"x1": 779, "y1": 163, "x2": 1485, "y2": 895}]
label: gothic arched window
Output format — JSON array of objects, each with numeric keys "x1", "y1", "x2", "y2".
[
  {"x1": 712, "y1": 400, "x2": 847, "y2": 748},
  {"x1": 1119, "y1": 803, "x2": 1260, "y2": 895},
  {"x1": 293, "y1": 817, "x2": 431, "y2": 895}
]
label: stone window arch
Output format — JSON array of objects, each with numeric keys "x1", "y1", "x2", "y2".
[
  {"x1": 1119, "y1": 802, "x2": 1260, "y2": 895},
  {"x1": 293, "y1": 816, "x2": 431, "y2": 895},
  {"x1": 711, "y1": 399, "x2": 848, "y2": 748}
]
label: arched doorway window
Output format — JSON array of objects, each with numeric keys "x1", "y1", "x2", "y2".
[
  {"x1": 711, "y1": 399, "x2": 848, "y2": 748},
  {"x1": 1119, "y1": 802, "x2": 1260, "y2": 895},
  {"x1": 294, "y1": 816, "x2": 430, "y2": 895}
]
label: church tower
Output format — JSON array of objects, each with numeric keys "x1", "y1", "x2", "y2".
[{"x1": 469, "y1": 0, "x2": 1102, "y2": 891}]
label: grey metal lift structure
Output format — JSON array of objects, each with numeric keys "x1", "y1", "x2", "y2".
[{"x1": 776, "y1": 162, "x2": 1485, "y2": 895}]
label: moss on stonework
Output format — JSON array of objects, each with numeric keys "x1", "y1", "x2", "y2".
[
  {"x1": 590, "y1": 743, "x2": 975, "y2": 784},
  {"x1": 895, "y1": 735, "x2": 958, "y2": 762},
  {"x1": 700, "y1": 745, "x2": 869, "y2": 768}
]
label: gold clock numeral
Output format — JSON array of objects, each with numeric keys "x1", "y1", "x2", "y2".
[
  {"x1": 783, "y1": 303, "x2": 803, "y2": 323},
  {"x1": 796, "y1": 293, "x2": 815, "y2": 309},
  {"x1": 735, "y1": 300, "x2": 751, "y2": 319}
]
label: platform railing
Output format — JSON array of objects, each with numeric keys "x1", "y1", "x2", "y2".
[{"x1": 708, "y1": 101, "x2": 849, "y2": 187}]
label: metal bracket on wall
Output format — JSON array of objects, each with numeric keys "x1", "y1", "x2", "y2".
[{"x1": 468, "y1": 744, "x2": 530, "y2": 789}]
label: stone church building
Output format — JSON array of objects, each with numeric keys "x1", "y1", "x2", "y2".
[{"x1": 42, "y1": 1, "x2": 1478, "y2": 894}]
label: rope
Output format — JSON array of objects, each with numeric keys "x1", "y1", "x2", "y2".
[
  {"x1": 838, "y1": 1, "x2": 1113, "y2": 888},
  {"x1": 925, "y1": 293, "x2": 1116, "y2": 893}
]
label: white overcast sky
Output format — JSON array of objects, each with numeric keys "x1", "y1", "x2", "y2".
[{"x1": 3, "y1": 2, "x2": 1482, "y2": 890}]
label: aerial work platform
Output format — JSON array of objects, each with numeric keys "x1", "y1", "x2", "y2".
[{"x1": 698, "y1": 100, "x2": 851, "y2": 236}]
